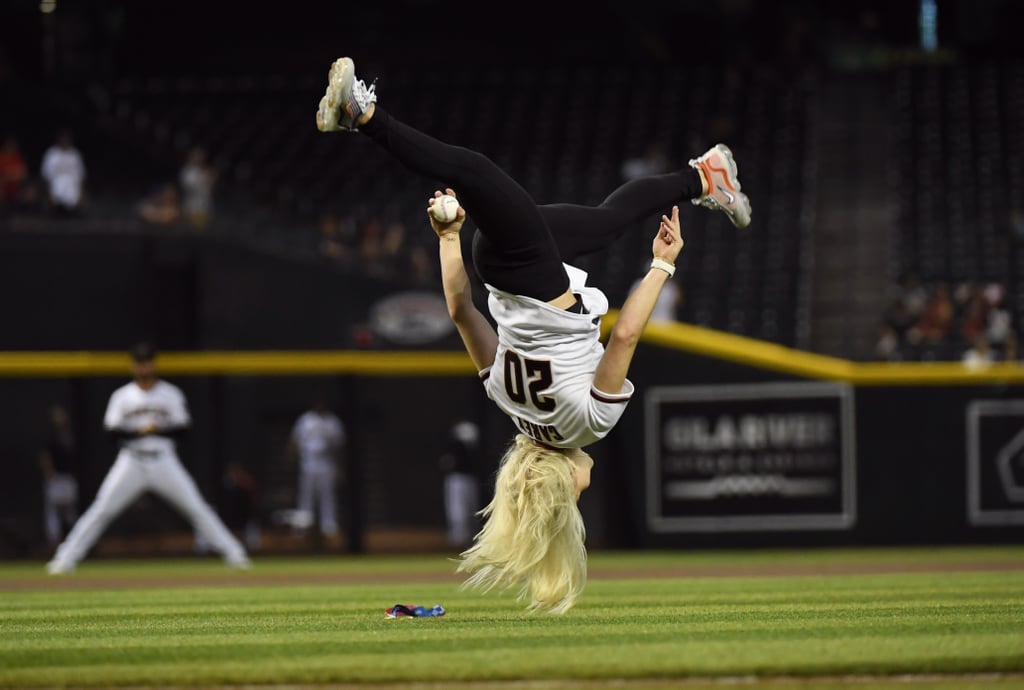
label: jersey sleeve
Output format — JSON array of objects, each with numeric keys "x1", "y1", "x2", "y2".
[
  {"x1": 586, "y1": 378, "x2": 635, "y2": 435},
  {"x1": 103, "y1": 389, "x2": 123, "y2": 430},
  {"x1": 169, "y1": 386, "x2": 192, "y2": 427}
]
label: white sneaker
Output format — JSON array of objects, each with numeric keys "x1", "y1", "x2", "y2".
[
  {"x1": 46, "y1": 559, "x2": 75, "y2": 575},
  {"x1": 316, "y1": 56, "x2": 377, "y2": 132},
  {"x1": 689, "y1": 143, "x2": 752, "y2": 228},
  {"x1": 226, "y1": 555, "x2": 252, "y2": 570}
]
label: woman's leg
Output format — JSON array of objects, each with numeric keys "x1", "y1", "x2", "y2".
[
  {"x1": 359, "y1": 106, "x2": 568, "y2": 299},
  {"x1": 539, "y1": 169, "x2": 704, "y2": 262}
]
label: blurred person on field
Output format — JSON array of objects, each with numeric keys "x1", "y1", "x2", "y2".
[
  {"x1": 179, "y1": 147, "x2": 217, "y2": 231},
  {"x1": 46, "y1": 342, "x2": 250, "y2": 574},
  {"x1": 285, "y1": 395, "x2": 346, "y2": 543},
  {"x1": 37, "y1": 404, "x2": 80, "y2": 551},
  {"x1": 439, "y1": 419, "x2": 483, "y2": 548},
  {"x1": 40, "y1": 129, "x2": 86, "y2": 217}
]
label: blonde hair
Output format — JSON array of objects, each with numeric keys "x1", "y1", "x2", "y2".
[{"x1": 455, "y1": 434, "x2": 587, "y2": 614}]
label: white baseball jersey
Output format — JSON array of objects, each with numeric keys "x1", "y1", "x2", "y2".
[
  {"x1": 291, "y1": 411, "x2": 345, "y2": 468},
  {"x1": 480, "y1": 264, "x2": 634, "y2": 449},
  {"x1": 103, "y1": 380, "x2": 191, "y2": 453}
]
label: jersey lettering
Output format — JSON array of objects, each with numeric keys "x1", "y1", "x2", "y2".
[
  {"x1": 503, "y1": 351, "x2": 557, "y2": 411},
  {"x1": 514, "y1": 416, "x2": 565, "y2": 443}
]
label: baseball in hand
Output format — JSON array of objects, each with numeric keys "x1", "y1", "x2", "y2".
[{"x1": 430, "y1": 194, "x2": 461, "y2": 223}]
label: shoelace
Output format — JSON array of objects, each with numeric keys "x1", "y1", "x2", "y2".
[{"x1": 353, "y1": 78, "x2": 378, "y2": 110}]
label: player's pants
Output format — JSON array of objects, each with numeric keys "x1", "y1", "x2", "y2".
[
  {"x1": 360, "y1": 107, "x2": 703, "y2": 301},
  {"x1": 444, "y1": 472, "x2": 480, "y2": 546},
  {"x1": 43, "y1": 474, "x2": 78, "y2": 547},
  {"x1": 296, "y1": 461, "x2": 339, "y2": 536},
  {"x1": 51, "y1": 449, "x2": 247, "y2": 566}
]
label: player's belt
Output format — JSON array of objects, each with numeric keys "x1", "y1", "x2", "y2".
[{"x1": 130, "y1": 449, "x2": 162, "y2": 460}]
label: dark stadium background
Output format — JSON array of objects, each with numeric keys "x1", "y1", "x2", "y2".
[{"x1": 1, "y1": 0, "x2": 1022, "y2": 559}]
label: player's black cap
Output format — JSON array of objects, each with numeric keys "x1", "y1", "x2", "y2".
[{"x1": 131, "y1": 341, "x2": 157, "y2": 362}]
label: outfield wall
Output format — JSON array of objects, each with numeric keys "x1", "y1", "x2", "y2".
[
  {"x1": 618, "y1": 339, "x2": 1024, "y2": 549},
  {"x1": 2, "y1": 340, "x2": 1023, "y2": 559},
  {"x1": 2, "y1": 231, "x2": 1023, "y2": 557}
]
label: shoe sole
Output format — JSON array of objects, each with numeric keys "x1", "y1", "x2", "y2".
[{"x1": 317, "y1": 57, "x2": 355, "y2": 132}]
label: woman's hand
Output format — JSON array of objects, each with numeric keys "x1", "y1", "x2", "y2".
[
  {"x1": 427, "y1": 187, "x2": 467, "y2": 238},
  {"x1": 652, "y1": 204, "x2": 683, "y2": 264}
]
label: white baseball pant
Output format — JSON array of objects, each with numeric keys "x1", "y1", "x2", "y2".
[
  {"x1": 51, "y1": 448, "x2": 247, "y2": 566},
  {"x1": 296, "y1": 460, "x2": 339, "y2": 536},
  {"x1": 444, "y1": 472, "x2": 480, "y2": 546},
  {"x1": 43, "y1": 474, "x2": 79, "y2": 547}
]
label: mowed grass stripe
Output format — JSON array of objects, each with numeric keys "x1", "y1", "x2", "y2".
[
  {"x1": 1, "y1": 545, "x2": 1022, "y2": 584},
  {"x1": 1, "y1": 563, "x2": 1023, "y2": 687}
]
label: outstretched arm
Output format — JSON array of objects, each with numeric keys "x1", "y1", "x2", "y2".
[
  {"x1": 430, "y1": 188, "x2": 498, "y2": 371},
  {"x1": 593, "y1": 205, "x2": 684, "y2": 394}
]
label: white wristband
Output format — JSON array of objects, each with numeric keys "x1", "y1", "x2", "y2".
[{"x1": 650, "y1": 258, "x2": 676, "y2": 277}]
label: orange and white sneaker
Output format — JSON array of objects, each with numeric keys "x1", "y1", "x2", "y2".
[
  {"x1": 689, "y1": 144, "x2": 752, "y2": 228},
  {"x1": 316, "y1": 57, "x2": 377, "y2": 133}
]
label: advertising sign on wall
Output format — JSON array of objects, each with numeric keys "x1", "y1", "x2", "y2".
[
  {"x1": 966, "y1": 400, "x2": 1024, "y2": 526},
  {"x1": 645, "y1": 381, "x2": 856, "y2": 532}
]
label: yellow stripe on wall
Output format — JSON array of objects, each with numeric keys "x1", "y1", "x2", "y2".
[
  {"x1": 0, "y1": 351, "x2": 478, "y2": 377},
  {"x1": 1, "y1": 312, "x2": 1021, "y2": 384}
]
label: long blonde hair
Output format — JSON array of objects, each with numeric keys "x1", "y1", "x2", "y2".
[{"x1": 455, "y1": 434, "x2": 587, "y2": 614}]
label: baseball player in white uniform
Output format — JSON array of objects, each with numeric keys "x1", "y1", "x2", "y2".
[
  {"x1": 286, "y1": 399, "x2": 345, "y2": 538},
  {"x1": 46, "y1": 342, "x2": 250, "y2": 574}
]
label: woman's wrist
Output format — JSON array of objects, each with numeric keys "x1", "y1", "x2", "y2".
[{"x1": 650, "y1": 257, "x2": 676, "y2": 277}]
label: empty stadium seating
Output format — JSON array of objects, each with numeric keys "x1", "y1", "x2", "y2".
[{"x1": 69, "y1": 59, "x2": 813, "y2": 347}]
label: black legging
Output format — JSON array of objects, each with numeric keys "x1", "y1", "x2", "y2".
[{"x1": 360, "y1": 107, "x2": 702, "y2": 301}]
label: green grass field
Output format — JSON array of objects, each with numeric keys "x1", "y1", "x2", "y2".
[{"x1": 1, "y1": 546, "x2": 1023, "y2": 689}]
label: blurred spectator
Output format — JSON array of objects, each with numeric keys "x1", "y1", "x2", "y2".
[
  {"x1": 908, "y1": 282, "x2": 953, "y2": 346},
  {"x1": 179, "y1": 147, "x2": 217, "y2": 231},
  {"x1": 407, "y1": 244, "x2": 435, "y2": 286},
  {"x1": 875, "y1": 324, "x2": 902, "y2": 362},
  {"x1": 37, "y1": 404, "x2": 79, "y2": 551},
  {"x1": 956, "y1": 282, "x2": 990, "y2": 346},
  {"x1": 358, "y1": 218, "x2": 387, "y2": 278},
  {"x1": 137, "y1": 183, "x2": 182, "y2": 227},
  {"x1": 0, "y1": 134, "x2": 28, "y2": 215},
  {"x1": 381, "y1": 221, "x2": 407, "y2": 268},
  {"x1": 896, "y1": 274, "x2": 929, "y2": 320},
  {"x1": 962, "y1": 335, "x2": 995, "y2": 370},
  {"x1": 621, "y1": 142, "x2": 669, "y2": 182},
  {"x1": 317, "y1": 212, "x2": 355, "y2": 266},
  {"x1": 881, "y1": 296, "x2": 916, "y2": 344},
  {"x1": 40, "y1": 129, "x2": 86, "y2": 216},
  {"x1": 984, "y1": 283, "x2": 1017, "y2": 361}
]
